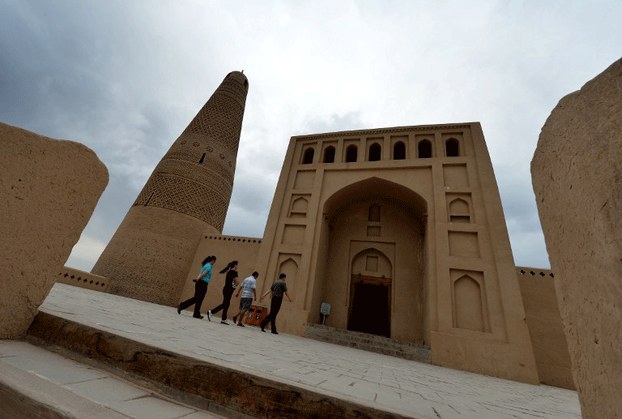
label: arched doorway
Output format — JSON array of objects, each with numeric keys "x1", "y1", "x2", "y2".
[
  {"x1": 348, "y1": 249, "x2": 392, "y2": 337},
  {"x1": 318, "y1": 177, "x2": 428, "y2": 344}
]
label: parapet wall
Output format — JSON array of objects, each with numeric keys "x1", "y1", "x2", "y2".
[
  {"x1": 177, "y1": 234, "x2": 262, "y2": 312},
  {"x1": 58, "y1": 267, "x2": 110, "y2": 292},
  {"x1": 516, "y1": 266, "x2": 574, "y2": 389}
]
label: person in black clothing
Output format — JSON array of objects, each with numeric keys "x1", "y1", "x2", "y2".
[
  {"x1": 177, "y1": 256, "x2": 216, "y2": 319},
  {"x1": 259, "y1": 273, "x2": 292, "y2": 334},
  {"x1": 208, "y1": 260, "x2": 239, "y2": 325}
]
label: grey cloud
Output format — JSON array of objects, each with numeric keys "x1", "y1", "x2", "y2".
[
  {"x1": 510, "y1": 230, "x2": 550, "y2": 269},
  {"x1": 2, "y1": 1, "x2": 621, "y2": 272},
  {"x1": 302, "y1": 112, "x2": 364, "y2": 136}
]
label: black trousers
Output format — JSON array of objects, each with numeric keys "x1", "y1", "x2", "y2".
[
  {"x1": 179, "y1": 280, "x2": 208, "y2": 317},
  {"x1": 211, "y1": 288, "x2": 234, "y2": 320},
  {"x1": 260, "y1": 296, "x2": 283, "y2": 332}
]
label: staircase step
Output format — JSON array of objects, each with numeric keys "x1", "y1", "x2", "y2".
[
  {"x1": 25, "y1": 312, "x2": 410, "y2": 419},
  {"x1": 0, "y1": 340, "x2": 219, "y2": 419},
  {"x1": 304, "y1": 324, "x2": 431, "y2": 363}
]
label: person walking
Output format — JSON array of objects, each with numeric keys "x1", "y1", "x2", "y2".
[
  {"x1": 208, "y1": 260, "x2": 239, "y2": 325},
  {"x1": 259, "y1": 273, "x2": 292, "y2": 334},
  {"x1": 177, "y1": 256, "x2": 217, "y2": 319},
  {"x1": 233, "y1": 271, "x2": 258, "y2": 327}
]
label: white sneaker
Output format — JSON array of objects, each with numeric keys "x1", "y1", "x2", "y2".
[{"x1": 207, "y1": 310, "x2": 212, "y2": 321}]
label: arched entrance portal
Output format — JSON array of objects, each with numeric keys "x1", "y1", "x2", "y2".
[
  {"x1": 317, "y1": 177, "x2": 428, "y2": 344},
  {"x1": 348, "y1": 249, "x2": 392, "y2": 337}
]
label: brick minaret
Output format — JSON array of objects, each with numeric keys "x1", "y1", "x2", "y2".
[{"x1": 92, "y1": 71, "x2": 249, "y2": 305}]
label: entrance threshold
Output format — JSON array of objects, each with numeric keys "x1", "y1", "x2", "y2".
[{"x1": 305, "y1": 323, "x2": 431, "y2": 363}]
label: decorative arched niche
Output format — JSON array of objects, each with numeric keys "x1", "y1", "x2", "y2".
[
  {"x1": 289, "y1": 196, "x2": 309, "y2": 218},
  {"x1": 277, "y1": 255, "x2": 299, "y2": 298},
  {"x1": 351, "y1": 248, "x2": 392, "y2": 278},
  {"x1": 452, "y1": 272, "x2": 489, "y2": 332},
  {"x1": 448, "y1": 197, "x2": 470, "y2": 223}
]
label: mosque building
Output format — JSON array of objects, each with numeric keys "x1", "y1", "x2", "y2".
[{"x1": 87, "y1": 71, "x2": 573, "y2": 388}]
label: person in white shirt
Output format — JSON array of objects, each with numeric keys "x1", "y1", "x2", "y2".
[{"x1": 233, "y1": 271, "x2": 258, "y2": 327}]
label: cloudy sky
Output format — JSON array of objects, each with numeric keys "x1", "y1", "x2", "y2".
[{"x1": 1, "y1": 1, "x2": 620, "y2": 271}]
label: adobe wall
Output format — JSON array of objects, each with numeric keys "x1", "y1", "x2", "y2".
[
  {"x1": 254, "y1": 122, "x2": 539, "y2": 383},
  {"x1": 0, "y1": 122, "x2": 107, "y2": 338},
  {"x1": 516, "y1": 267, "x2": 574, "y2": 389},
  {"x1": 532, "y1": 58, "x2": 622, "y2": 417},
  {"x1": 93, "y1": 206, "x2": 218, "y2": 306},
  {"x1": 57, "y1": 267, "x2": 111, "y2": 292},
  {"x1": 178, "y1": 235, "x2": 262, "y2": 315}
]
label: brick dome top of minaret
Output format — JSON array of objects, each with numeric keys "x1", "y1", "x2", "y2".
[{"x1": 179, "y1": 71, "x2": 249, "y2": 152}]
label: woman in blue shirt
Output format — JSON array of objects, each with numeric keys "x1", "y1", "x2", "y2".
[{"x1": 177, "y1": 255, "x2": 216, "y2": 319}]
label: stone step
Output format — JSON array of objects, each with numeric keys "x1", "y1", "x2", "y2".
[
  {"x1": 305, "y1": 324, "x2": 431, "y2": 363},
  {"x1": 18, "y1": 284, "x2": 579, "y2": 419},
  {"x1": 0, "y1": 340, "x2": 221, "y2": 419},
  {"x1": 25, "y1": 311, "x2": 411, "y2": 419}
]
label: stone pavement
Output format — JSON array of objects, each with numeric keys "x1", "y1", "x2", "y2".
[
  {"x1": 0, "y1": 340, "x2": 221, "y2": 418},
  {"x1": 29, "y1": 284, "x2": 580, "y2": 418}
]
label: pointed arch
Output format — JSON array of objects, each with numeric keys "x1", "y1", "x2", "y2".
[
  {"x1": 449, "y1": 197, "x2": 471, "y2": 223},
  {"x1": 449, "y1": 198, "x2": 469, "y2": 214},
  {"x1": 291, "y1": 197, "x2": 308, "y2": 213},
  {"x1": 445, "y1": 138, "x2": 460, "y2": 157},
  {"x1": 302, "y1": 147, "x2": 315, "y2": 164},
  {"x1": 368, "y1": 143, "x2": 382, "y2": 161},
  {"x1": 290, "y1": 196, "x2": 309, "y2": 217},
  {"x1": 319, "y1": 177, "x2": 428, "y2": 343},
  {"x1": 279, "y1": 257, "x2": 299, "y2": 275},
  {"x1": 278, "y1": 257, "x2": 299, "y2": 297},
  {"x1": 393, "y1": 141, "x2": 406, "y2": 160},
  {"x1": 418, "y1": 139, "x2": 432, "y2": 158},
  {"x1": 323, "y1": 177, "x2": 427, "y2": 222},
  {"x1": 351, "y1": 248, "x2": 392, "y2": 278},
  {"x1": 345, "y1": 145, "x2": 358, "y2": 163},
  {"x1": 454, "y1": 275, "x2": 484, "y2": 331},
  {"x1": 323, "y1": 146, "x2": 336, "y2": 163}
]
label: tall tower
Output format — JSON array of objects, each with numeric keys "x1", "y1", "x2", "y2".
[{"x1": 92, "y1": 71, "x2": 249, "y2": 305}]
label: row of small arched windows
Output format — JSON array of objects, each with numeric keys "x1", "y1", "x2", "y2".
[{"x1": 302, "y1": 138, "x2": 461, "y2": 164}]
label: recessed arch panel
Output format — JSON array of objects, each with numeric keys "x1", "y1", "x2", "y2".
[{"x1": 454, "y1": 275, "x2": 485, "y2": 332}]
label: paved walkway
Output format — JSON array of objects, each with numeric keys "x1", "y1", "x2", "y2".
[
  {"x1": 0, "y1": 340, "x2": 221, "y2": 418},
  {"x1": 32, "y1": 284, "x2": 580, "y2": 418}
]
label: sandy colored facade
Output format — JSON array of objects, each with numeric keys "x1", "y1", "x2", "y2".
[
  {"x1": 89, "y1": 71, "x2": 577, "y2": 387},
  {"x1": 532, "y1": 58, "x2": 622, "y2": 417},
  {"x1": 182, "y1": 122, "x2": 567, "y2": 385},
  {"x1": 0, "y1": 122, "x2": 107, "y2": 338},
  {"x1": 516, "y1": 267, "x2": 574, "y2": 389},
  {"x1": 251, "y1": 122, "x2": 539, "y2": 383}
]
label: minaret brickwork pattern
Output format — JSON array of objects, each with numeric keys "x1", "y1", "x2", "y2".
[
  {"x1": 134, "y1": 71, "x2": 248, "y2": 230},
  {"x1": 92, "y1": 72, "x2": 248, "y2": 305}
]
